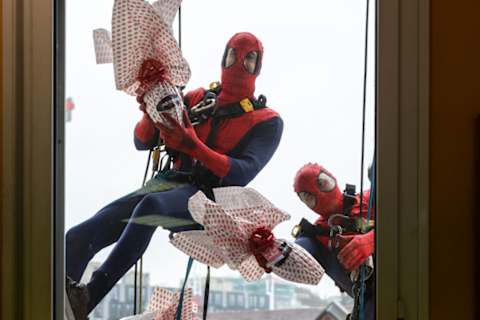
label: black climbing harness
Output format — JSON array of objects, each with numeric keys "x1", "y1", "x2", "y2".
[{"x1": 291, "y1": 184, "x2": 374, "y2": 250}]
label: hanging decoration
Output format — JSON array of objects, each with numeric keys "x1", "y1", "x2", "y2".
[
  {"x1": 120, "y1": 287, "x2": 195, "y2": 320},
  {"x1": 171, "y1": 187, "x2": 324, "y2": 285},
  {"x1": 93, "y1": 0, "x2": 191, "y2": 127}
]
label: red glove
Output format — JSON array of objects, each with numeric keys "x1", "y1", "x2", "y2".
[
  {"x1": 336, "y1": 231, "x2": 374, "y2": 272},
  {"x1": 158, "y1": 111, "x2": 230, "y2": 178},
  {"x1": 134, "y1": 112, "x2": 157, "y2": 144}
]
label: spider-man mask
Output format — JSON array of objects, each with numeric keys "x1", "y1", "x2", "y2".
[
  {"x1": 218, "y1": 32, "x2": 263, "y2": 106},
  {"x1": 294, "y1": 163, "x2": 343, "y2": 217}
]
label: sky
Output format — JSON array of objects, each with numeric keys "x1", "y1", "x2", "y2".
[{"x1": 64, "y1": 0, "x2": 375, "y2": 301}]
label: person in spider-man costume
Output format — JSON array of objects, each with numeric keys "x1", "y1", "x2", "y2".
[
  {"x1": 293, "y1": 163, "x2": 375, "y2": 319},
  {"x1": 65, "y1": 32, "x2": 283, "y2": 319}
]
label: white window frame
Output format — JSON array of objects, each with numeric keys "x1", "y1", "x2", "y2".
[
  {"x1": 377, "y1": 0, "x2": 430, "y2": 318},
  {"x1": 1, "y1": 0, "x2": 429, "y2": 319}
]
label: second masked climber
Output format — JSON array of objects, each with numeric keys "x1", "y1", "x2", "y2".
[
  {"x1": 66, "y1": 32, "x2": 283, "y2": 318},
  {"x1": 292, "y1": 163, "x2": 375, "y2": 319}
]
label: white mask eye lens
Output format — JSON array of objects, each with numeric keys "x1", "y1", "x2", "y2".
[
  {"x1": 243, "y1": 51, "x2": 259, "y2": 74},
  {"x1": 298, "y1": 192, "x2": 316, "y2": 209},
  {"x1": 317, "y1": 172, "x2": 336, "y2": 192},
  {"x1": 224, "y1": 47, "x2": 236, "y2": 68}
]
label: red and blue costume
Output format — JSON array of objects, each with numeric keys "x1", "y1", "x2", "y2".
[
  {"x1": 66, "y1": 33, "x2": 283, "y2": 312},
  {"x1": 293, "y1": 163, "x2": 375, "y2": 319}
]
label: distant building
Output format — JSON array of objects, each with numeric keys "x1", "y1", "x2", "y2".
[
  {"x1": 83, "y1": 262, "x2": 154, "y2": 320},
  {"x1": 81, "y1": 262, "x2": 350, "y2": 320},
  {"x1": 208, "y1": 308, "x2": 324, "y2": 320},
  {"x1": 186, "y1": 274, "x2": 327, "y2": 312},
  {"x1": 316, "y1": 302, "x2": 349, "y2": 320}
]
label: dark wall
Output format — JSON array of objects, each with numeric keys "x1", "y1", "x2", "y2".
[{"x1": 430, "y1": 0, "x2": 480, "y2": 318}]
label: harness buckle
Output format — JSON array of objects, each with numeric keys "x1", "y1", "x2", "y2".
[
  {"x1": 151, "y1": 146, "x2": 161, "y2": 172},
  {"x1": 209, "y1": 81, "x2": 221, "y2": 91},
  {"x1": 328, "y1": 225, "x2": 343, "y2": 250},
  {"x1": 239, "y1": 98, "x2": 254, "y2": 113},
  {"x1": 189, "y1": 95, "x2": 217, "y2": 126},
  {"x1": 291, "y1": 224, "x2": 302, "y2": 238}
]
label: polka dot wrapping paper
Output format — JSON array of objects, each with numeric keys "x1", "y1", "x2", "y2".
[
  {"x1": 93, "y1": 0, "x2": 190, "y2": 127},
  {"x1": 171, "y1": 187, "x2": 325, "y2": 285},
  {"x1": 120, "y1": 288, "x2": 194, "y2": 320}
]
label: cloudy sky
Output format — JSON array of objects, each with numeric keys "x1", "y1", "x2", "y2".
[{"x1": 64, "y1": 0, "x2": 375, "y2": 302}]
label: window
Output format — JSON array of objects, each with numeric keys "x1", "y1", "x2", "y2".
[
  {"x1": 139, "y1": 1, "x2": 376, "y2": 318},
  {"x1": 62, "y1": 0, "x2": 376, "y2": 317},
  {"x1": 2, "y1": 1, "x2": 432, "y2": 318},
  {"x1": 237, "y1": 294, "x2": 245, "y2": 307},
  {"x1": 258, "y1": 296, "x2": 266, "y2": 309}
]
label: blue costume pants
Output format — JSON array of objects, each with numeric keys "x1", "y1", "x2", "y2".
[
  {"x1": 65, "y1": 184, "x2": 199, "y2": 312},
  {"x1": 295, "y1": 236, "x2": 375, "y2": 320}
]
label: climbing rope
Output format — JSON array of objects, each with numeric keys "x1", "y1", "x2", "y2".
[
  {"x1": 133, "y1": 4, "x2": 186, "y2": 315},
  {"x1": 176, "y1": 257, "x2": 194, "y2": 320},
  {"x1": 134, "y1": 149, "x2": 152, "y2": 314},
  {"x1": 355, "y1": 0, "x2": 373, "y2": 318}
]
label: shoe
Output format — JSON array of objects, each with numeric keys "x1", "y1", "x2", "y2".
[{"x1": 65, "y1": 276, "x2": 90, "y2": 320}]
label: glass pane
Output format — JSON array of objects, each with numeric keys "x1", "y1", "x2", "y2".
[
  {"x1": 64, "y1": 0, "x2": 150, "y2": 318},
  {"x1": 142, "y1": 0, "x2": 376, "y2": 319},
  {"x1": 64, "y1": 0, "x2": 376, "y2": 319}
]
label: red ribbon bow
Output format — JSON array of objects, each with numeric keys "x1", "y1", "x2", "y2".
[
  {"x1": 248, "y1": 226, "x2": 276, "y2": 273},
  {"x1": 135, "y1": 58, "x2": 169, "y2": 107}
]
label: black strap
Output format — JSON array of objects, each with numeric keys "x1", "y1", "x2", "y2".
[
  {"x1": 342, "y1": 184, "x2": 357, "y2": 216},
  {"x1": 205, "y1": 117, "x2": 222, "y2": 148},
  {"x1": 204, "y1": 95, "x2": 267, "y2": 151},
  {"x1": 295, "y1": 218, "x2": 331, "y2": 238},
  {"x1": 212, "y1": 95, "x2": 267, "y2": 120}
]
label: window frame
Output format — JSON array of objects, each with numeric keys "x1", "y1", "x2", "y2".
[
  {"x1": 0, "y1": 0, "x2": 430, "y2": 319},
  {"x1": 376, "y1": 0, "x2": 430, "y2": 318}
]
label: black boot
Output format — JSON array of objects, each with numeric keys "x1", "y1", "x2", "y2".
[{"x1": 66, "y1": 277, "x2": 90, "y2": 320}]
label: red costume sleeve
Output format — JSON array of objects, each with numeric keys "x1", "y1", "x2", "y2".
[
  {"x1": 134, "y1": 112, "x2": 159, "y2": 150},
  {"x1": 183, "y1": 87, "x2": 206, "y2": 110}
]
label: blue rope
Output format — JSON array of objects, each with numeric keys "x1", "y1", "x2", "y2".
[
  {"x1": 176, "y1": 257, "x2": 194, "y2": 320},
  {"x1": 359, "y1": 157, "x2": 376, "y2": 320}
]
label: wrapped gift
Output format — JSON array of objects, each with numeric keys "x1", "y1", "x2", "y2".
[
  {"x1": 120, "y1": 287, "x2": 194, "y2": 320},
  {"x1": 171, "y1": 187, "x2": 325, "y2": 285},
  {"x1": 93, "y1": 29, "x2": 113, "y2": 64},
  {"x1": 93, "y1": 0, "x2": 190, "y2": 127}
]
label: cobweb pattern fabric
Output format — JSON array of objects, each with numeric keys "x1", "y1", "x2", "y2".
[
  {"x1": 93, "y1": 29, "x2": 113, "y2": 64},
  {"x1": 120, "y1": 288, "x2": 193, "y2": 320},
  {"x1": 171, "y1": 187, "x2": 325, "y2": 285}
]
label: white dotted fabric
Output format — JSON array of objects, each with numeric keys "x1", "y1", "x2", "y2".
[
  {"x1": 93, "y1": 29, "x2": 113, "y2": 64},
  {"x1": 93, "y1": 0, "x2": 190, "y2": 126},
  {"x1": 144, "y1": 82, "x2": 184, "y2": 126},
  {"x1": 171, "y1": 187, "x2": 325, "y2": 285},
  {"x1": 152, "y1": 0, "x2": 182, "y2": 29},
  {"x1": 120, "y1": 288, "x2": 193, "y2": 320},
  {"x1": 149, "y1": 288, "x2": 193, "y2": 320},
  {"x1": 112, "y1": 0, "x2": 190, "y2": 93}
]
